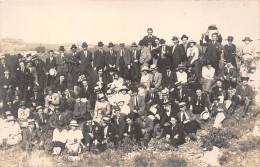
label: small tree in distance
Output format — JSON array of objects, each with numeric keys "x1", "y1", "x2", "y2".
[{"x1": 35, "y1": 45, "x2": 45, "y2": 53}]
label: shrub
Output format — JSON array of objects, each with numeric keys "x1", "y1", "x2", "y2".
[
  {"x1": 239, "y1": 136, "x2": 260, "y2": 152},
  {"x1": 201, "y1": 128, "x2": 239, "y2": 150},
  {"x1": 161, "y1": 156, "x2": 187, "y2": 167}
]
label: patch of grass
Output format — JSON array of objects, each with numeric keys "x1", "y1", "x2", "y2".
[
  {"x1": 161, "y1": 156, "x2": 188, "y2": 167},
  {"x1": 239, "y1": 136, "x2": 260, "y2": 152}
]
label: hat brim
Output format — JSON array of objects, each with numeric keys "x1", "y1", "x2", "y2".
[
  {"x1": 131, "y1": 45, "x2": 138, "y2": 47},
  {"x1": 242, "y1": 39, "x2": 253, "y2": 42}
]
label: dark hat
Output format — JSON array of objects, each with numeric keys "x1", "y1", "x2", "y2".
[
  {"x1": 176, "y1": 64, "x2": 186, "y2": 70},
  {"x1": 150, "y1": 85, "x2": 155, "y2": 89},
  {"x1": 131, "y1": 42, "x2": 138, "y2": 47},
  {"x1": 82, "y1": 42, "x2": 88, "y2": 48},
  {"x1": 159, "y1": 39, "x2": 166, "y2": 44},
  {"x1": 131, "y1": 86, "x2": 138, "y2": 93},
  {"x1": 211, "y1": 33, "x2": 218, "y2": 36},
  {"x1": 188, "y1": 40, "x2": 196, "y2": 45},
  {"x1": 70, "y1": 44, "x2": 77, "y2": 49},
  {"x1": 26, "y1": 53, "x2": 32, "y2": 57},
  {"x1": 242, "y1": 37, "x2": 253, "y2": 42},
  {"x1": 46, "y1": 86, "x2": 52, "y2": 92},
  {"x1": 212, "y1": 96, "x2": 220, "y2": 101},
  {"x1": 48, "y1": 50, "x2": 54, "y2": 53},
  {"x1": 163, "y1": 100, "x2": 171, "y2": 105},
  {"x1": 171, "y1": 36, "x2": 179, "y2": 41},
  {"x1": 119, "y1": 43, "x2": 125, "y2": 46},
  {"x1": 181, "y1": 34, "x2": 189, "y2": 40},
  {"x1": 113, "y1": 105, "x2": 120, "y2": 111},
  {"x1": 59, "y1": 46, "x2": 65, "y2": 51},
  {"x1": 108, "y1": 42, "x2": 115, "y2": 47},
  {"x1": 139, "y1": 40, "x2": 146, "y2": 46},
  {"x1": 17, "y1": 54, "x2": 23, "y2": 59},
  {"x1": 241, "y1": 77, "x2": 249, "y2": 81},
  {"x1": 225, "y1": 59, "x2": 232, "y2": 63},
  {"x1": 97, "y1": 41, "x2": 104, "y2": 47},
  {"x1": 165, "y1": 64, "x2": 171, "y2": 70},
  {"x1": 208, "y1": 24, "x2": 218, "y2": 30},
  {"x1": 147, "y1": 28, "x2": 153, "y2": 32},
  {"x1": 226, "y1": 36, "x2": 234, "y2": 41}
]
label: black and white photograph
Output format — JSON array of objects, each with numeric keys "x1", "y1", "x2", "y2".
[{"x1": 0, "y1": 0, "x2": 260, "y2": 166}]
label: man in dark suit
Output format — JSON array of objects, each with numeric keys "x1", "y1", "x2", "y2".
[
  {"x1": 78, "y1": 79, "x2": 94, "y2": 100},
  {"x1": 33, "y1": 55, "x2": 46, "y2": 93},
  {"x1": 67, "y1": 44, "x2": 80, "y2": 90},
  {"x1": 189, "y1": 88, "x2": 209, "y2": 115},
  {"x1": 0, "y1": 69, "x2": 13, "y2": 108},
  {"x1": 142, "y1": 28, "x2": 157, "y2": 49},
  {"x1": 171, "y1": 82, "x2": 190, "y2": 104},
  {"x1": 230, "y1": 77, "x2": 253, "y2": 117},
  {"x1": 160, "y1": 100, "x2": 178, "y2": 127},
  {"x1": 170, "y1": 36, "x2": 183, "y2": 71},
  {"x1": 16, "y1": 61, "x2": 31, "y2": 101},
  {"x1": 156, "y1": 39, "x2": 171, "y2": 73},
  {"x1": 93, "y1": 41, "x2": 106, "y2": 71},
  {"x1": 30, "y1": 86, "x2": 45, "y2": 107},
  {"x1": 77, "y1": 42, "x2": 93, "y2": 75},
  {"x1": 0, "y1": 55, "x2": 11, "y2": 78},
  {"x1": 129, "y1": 87, "x2": 145, "y2": 117},
  {"x1": 82, "y1": 119, "x2": 96, "y2": 151},
  {"x1": 130, "y1": 42, "x2": 141, "y2": 83},
  {"x1": 56, "y1": 46, "x2": 69, "y2": 78},
  {"x1": 45, "y1": 50, "x2": 57, "y2": 86},
  {"x1": 51, "y1": 74, "x2": 67, "y2": 93},
  {"x1": 116, "y1": 43, "x2": 131, "y2": 80},
  {"x1": 112, "y1": 106, "x2": 127, "y2": 140},
  {"x1": 105, "y1": 42, "x2": 117, "y2": 71},
  {"x1": 145, "y1": 85, "x2": 160, "y2": 110},
  {"x1": 162, "y1": 65, "x2": 175, "y2": 89},
  {"x1": 123, "y1": 115, "x2": 143, "y2": 143},
  {"x1": 179, "y1": 34, "x2": 189, "y2": 62},
  {"x1": 161, "y1": 117, "x2": 185, "y2": 148}
]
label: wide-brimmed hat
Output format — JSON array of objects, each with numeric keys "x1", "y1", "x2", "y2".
[
  {"x1": 176, "y1": 64, "x2": 186, "y2": 70},
  {"x1": 119, "y1": 86, "x2": 128, "y2": 91},
  {"x1": 226, "y1": 36, "x2": 234, "y2": 41},
  {"x1": 242, "y1": 37, "x2": 253, "y2": 42},
  {"x1": 179, "y1": 102, "x2": 186, "y2": 107},
  {"x1": 159, "y1": 39, "x2": 166, "y2": 44},
  {"x1": 59, "y1": 46, "x2": 65, "y2": 51},
  {"x1": 108, "y1": 42, "x2": 115, "y2": 48},
  {"x1": 20, "y1": 101, "x2": 26, "y2": 106},
  {"x1": 138, "y1": 40, "x2": 146, "y2": 46},
  {"x1": 102, "y1": 117, "x2": 111, "y2": 123},
  {"x1": 131, "y1": 42, "x2": 138, "y2": 47},
  {"x1": 208, "y1": 24, "x2": 218, "y2": 30},
  {"x1": 241, "y1": 77, "x2": 249, "y2": 82},
  {"x1": 97, "y1": 41, "x2": 104, "y2": 47},
  {"x1": 69, "y1": 120, "x2": 79, "y2": 127},
  {"x1": 150, "y1": 64, "x2": 157, "y2": 71},
  {"x1": 171, "y1": 36, "x2": 179, "y2": 41},
  {"x1": 181, "y1": 34, "x2": 189, "y2": 40},
  {"x1": 5, "y1": 111, "x2": 12, "y2": 116},
  {"x1": 70, "y1": 44, "x2": 77, "y2": 49},
  {"x1": 82, "y1": 42, "x2": 88, "y2": 48},
  {"x1": 201, "y1": 111, "x2": 210, "y2": 120},
  {"x1": 188, "y1": 40, "x2": 196, "y2": 45},
  {"x1": 141, "y1": 66, "x2": 150, "y2": 72},
  {"x1": 6, "y1": 116, "x2": 16, "y2": 121}
]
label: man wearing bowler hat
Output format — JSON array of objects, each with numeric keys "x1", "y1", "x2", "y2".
[
  {"x1": 45, "y1": 50, "x2": 57, "y2": 87},
  {"x1": 156, "y1": 39, "x2": 171, "y2": 73},
  {"x1": 223, "y1": 36, "x2": 237, "y2": 69},
  {"x1": 105, "y1": 42, "x2": 117, "y2": 71},
  {"x1": 16, "y1": 61, "x2": 31, "y2": 101},
  {"x1": 179, "y1": 34, "x2": 189, "y2": 62},
  {"x1": 67, "y1": 44, "x2": 80, "y2": 90},
  {"x1": 78, "y1": 42, "x2": 93, "y2": 75},
  {"x1": 56, "y1": 46, "x2": 69, "y2": 78},
  {"x1": 94, "y1": 41, "x2": 106, "y2": 71},
  {"x1": 170, "y1": 36, "x2": 183, "y2": 70},
  {"x1": 116, "y1": 43, "x2": 131, "y2": 80},
  {"x1": 130, "y1": 42, "x2": 141, "y2": 83}
]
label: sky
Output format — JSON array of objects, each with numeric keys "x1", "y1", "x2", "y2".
[{"x1": 0, "y1": 0, "x2": 259, "y2": 47}]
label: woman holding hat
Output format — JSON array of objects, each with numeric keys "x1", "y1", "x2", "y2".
[{"x1": 66, "y1": 120, "x2": 84, "y2": 155}]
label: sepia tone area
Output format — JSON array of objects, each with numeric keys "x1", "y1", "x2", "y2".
[{"x1": 0, "y1": 1, "x2": 260, "y2": 167}]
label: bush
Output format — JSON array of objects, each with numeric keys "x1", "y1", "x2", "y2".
[
  {"x1": 239, "y1": 136, "x2": 260, "y2": 152},
  {"x1": 117, "y1": 137, "x2": 140, "y2": 153},
  {"x1": 161, "y1": 156, "x2": 188, "y2": 167},
  {"x1": 201, "y1": 128, "x2": 239, "y2": 150}
]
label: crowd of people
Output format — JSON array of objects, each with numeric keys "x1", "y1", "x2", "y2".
[{"x1": 0, "y1": 25, "x2": 259, "y2": 156}]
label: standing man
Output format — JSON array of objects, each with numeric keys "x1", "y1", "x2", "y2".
[
  {"x1": 16, "y1": 61, "x2": 31, "y2": 101},
  {"x1": 33, "y1": 54, "x2": 46, "y2": 93},
  {"x1": 78, "y1": 42, "x2": 93, "y2": 75},
  {"x1": 45, "y1": 50, "x2": 57, "y2": 86},
  {"x1": 105, "y1": 42, "x2": 117, "y2": 72},
  {"x1": 139, "y1": 40, "x2": 152, "y2": 69},
  {"x1": 179, "y1": 34, "x2": 189, "y2": 63},
  {"x1": 170, "y1": 36, "x2": 183, "y2": 71},
  {"x1": 223, "y1": 36, "x2": 237, "y2": 69},
  {"x1": 204, "y1": 33, "x2": 222, "y2": 75},
  {"x1": 56, "y1": 46, "x2": 69, "y2": 78},
  {"x1": 0, "y1": 55, "x2": 11, "y2": 78},
  {"x1": 67, "y1": 44, "x2": 80, "y2": 90},
  {"x1": 157, "y1": 39, "x2": 171, "y2": 73},
  {"x1": 130, "y1": 42, "x2": 141, "y2": 83},
  {"x1": 0, "y1": 70, "x2": 13, "y2": 108},
  {"x1": 116, "y1": 43, "x2": 131, "y2": 80},
  {"x1": 143, "y1": 28, "x2": 157, "y2": 48},
  {"x1": 93, "y1": 41, "x2": 106, "y2": 71}
]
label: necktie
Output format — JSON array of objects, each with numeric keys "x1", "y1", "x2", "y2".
[
  {"x1": 22, "y1": 68, "x2": 24, "y2": 73},
  {"x1": 179, "y1": 89, "x2": 182, "y2": 98},
  {"x1": 135, "y1": 97, "x2": 138, "y2": 108},
  {"x1": 50, "y1": 57, "x2": 53, "y2": 62},
  {"x1": 110, "y1": 50, "x2": 113, "y2": 55},
  {"x1": 152, "y1": 74, "x2": 155, "y2": 83},
  {"x1": 197, "y1": 96, "x2": 201, "y2": 106},
  {"x1": 134, "y1": 50, "x2": 136, "y2": 59},
  {"x1": 167, "y1": 72, "x2": 170, "y2": 77},
  {"x1": 182, "y1": 112, "x2": 186, "y2": 121},
  {"x1": 128, "y1": 125, "x2": 131, "y2": 132},
  {"x1": 151, "y1": 93, "x2": 154, "y2": 99},
  {"x1": 121, "y1": 49, "x2": 124, "y2": 56},
  {"x1": 84, "y1": 51, "x2": 87, "y2": 58},
  {"x1": 172, "y1": 125, "x2": 174, "y2": 130}
]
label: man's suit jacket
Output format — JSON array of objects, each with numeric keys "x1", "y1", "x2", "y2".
[
  {"x1": 56, "y1": 53, "x2": 69, "y2": 74},
  {"x1": 171, "y1": 87, "x2": 190, "y2": 103},
  {"x1": 162, "y1": 71, "x2": 176, "y2": 89},
  {"x1": 170, "y1": 44, "x2": 183, "y2": 67},
  {"x1": 105, "y1": 50, "x2": 117, "y2": 67},
  {"x1": 147, "y1": 72, "x2": 162, "y2": 89},
  {"x1": 112, "y1": 114, "x2": 127, "y2": 135},
  {"x1": 49, "y1": 113, "x2": 70, "y2": 128},
  {"x1": 15, "y1": 67, "x2": 31, "y2": 88},
  {"x1": 129, "y1": 95, "x2": 145, "y2": 112},
  {"x1": 67, "y1": 52, "x2": 80, "y2": 73},
  {"x1": 235, "y1": 84, "x2": 253, "y2": 100},
  {"x1": 30, "y1": 92, "x2": 45, "y2": 107},
  {"x1": 139, "y1": 46, "x2": 151, "y2": 66},
  {"x1": 51, "y1": 79, "x2": 67, "y2": 93},
  {"x1": 78, "y1": 85, "x2": 94, "y2": 99},
  {"x1": 143, "y1": 35, "x2": 157, "y2": 42},
  {"x1": 123, "y1": 122, "x2": 143, "y2": 141},
  {"x1": 0, "y1": 75, "x2": 13, "y2": 89},
  {"x1": 94, "y1": 49, "x2": 106, "y2": 70},
  {"x1": 73, "y1": 102, "x2": 87, "y2": 117},
  {"x1": 95, "y1": 124, "x2": 118, "y2": 143},
  {"x1": 160, "y1": 108, "x2": 177, "y2": 126},
  {"x1": 22, "y1": 127, "x2": 42, "y2": 143},
  {"x1": 130, "y1": 49, "x2": 141, "y2": 64},
  {"x1": 45, "y1": 57, "x2": 57, "y2": 72},
  {"x1": 220, "y1": 66, "x2": 237, "y2": 80},
  {"x1": 33, "y1": 59, "x2": 46, "y2": 77},
  {"x1": 177, "y1": 109, "x2": 197, "y2": 123},
  {"x1": 77, "y1": 50, "x2": 93, "y2": 73},
  {"x1": 0, "y1": 63, "x2": 11, "y2": 78},
  {"x1": 145, "y1": 91, "x2": 160, "y2": 105},
  {"x1": 190, "y1": 94, "x2": 208, "y2": 108},
  {"x1": 135, "y1": 117, "x2": 154, "y2": 133},
  {"x1": 161, "y1": 123, "x2": 185, "y2": 143},
  {"x1": 205, "y1": 36, "x2": 222, "y2": 61},
  {"x1": 82, "y1": 123, "x2": 96, "y2": 137},
  {"x1": 116, "y1": 48, "x2": 131, "y2": 66},
  {"x1": 179, "y1": 43, "x2": 188, "y2": 62}
]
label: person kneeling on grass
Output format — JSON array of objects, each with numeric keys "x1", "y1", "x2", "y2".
[
  {"x1": 66, "y1": 120, "x2": 84, "y2": 156},
  {"x1": 161, "y1": 117, "x2": 185, "y2": 149},
  {"x1": 52, "y1": 125, "x2": 68, "y2": 155}
]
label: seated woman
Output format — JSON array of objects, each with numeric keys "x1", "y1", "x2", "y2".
[
  {"x1": 94, "y1": 94, "x2": 111, "y2": 121},
  {"x1": 210, "y1": 96, "x2": 228, "y2": 129},
  {"x1": 200, "y1": 61, "x2": 215, "y2": 93},
  {"x1": 140, "y1": 66, "x2": 150, "y2": 89},
  {"x1": 66, "y1": 120, "x2": 84, "y2": 156},
  {"x1": 2, "y1": 116, "x2": 22, "y2": 146},
  {"x1": 52, "y1": 125, "x2": 68, "y2": 155}
]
